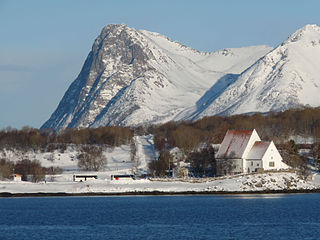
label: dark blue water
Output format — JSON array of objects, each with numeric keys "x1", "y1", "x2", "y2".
[{"x1": 0, "y1": 194, "x2": 320, "y2": 240}]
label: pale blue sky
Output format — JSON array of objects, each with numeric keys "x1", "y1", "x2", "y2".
[{"x1": 1, "y1": 0, "x2": 319, "y2": 129}]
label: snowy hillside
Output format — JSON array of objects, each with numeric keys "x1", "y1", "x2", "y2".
[
  {"x1": 193, "y1": 24, "x2": 320, "y2": 118},
  {"x1": 1, "y1": 133, "x2": 320, "y2": 194},
  {"x1": 0, "y1": 135, "x2": 157, "y2": 180},
  {"x1": 41, "y1": 24, "x2": 271, "y2": 130}
]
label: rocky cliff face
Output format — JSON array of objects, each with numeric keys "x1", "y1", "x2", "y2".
[
  {"x1": 42, "y1": 24, "x2": 157, "y2": 130},
  {"x1": 42, "y1": 24, "x2": 272, "y2": 130}
]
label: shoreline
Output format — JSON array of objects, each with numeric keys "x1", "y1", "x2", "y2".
[{"x1": 1, "y1": 188, "x2": 320, "y2": 198}]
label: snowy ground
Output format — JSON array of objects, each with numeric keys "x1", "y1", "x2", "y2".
[
  {"x1": 1, "y1": 135, "x2": 320, "y2": 195},
  {"x1": 0, "y1": 135, "x2": 156, "y2": 176},
  {"x1": 1, "y1": 172, "x2": 320, "y2": 194}
]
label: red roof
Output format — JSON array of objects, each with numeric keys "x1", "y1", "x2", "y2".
[{"x1": 216, "y1": 130, "x2": 255, "y2": 159}]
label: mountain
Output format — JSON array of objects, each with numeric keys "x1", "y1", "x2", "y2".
[
  {"x1": 42, "y1": 24, "x2": 271, "y2": 130},
  {"x1": 191, "y1": 24, "x2": 320, "y2": 119}
]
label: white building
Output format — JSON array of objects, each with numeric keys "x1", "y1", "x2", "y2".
[
  {"x1": 216, "y1": 129, "x2": 289, "y2": 175},
  {"x1": 169, "y1": 147, "x2": 186, "y2": 163},
  {"x1": 13, "y1": 174, "x2": 22, "y2": 181}
]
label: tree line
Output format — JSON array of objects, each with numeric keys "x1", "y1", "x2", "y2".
[
  {"x1": 151, "y1": 107, "x2": 320, "y2": 154},
  {"x1": 0, "y1": 126, "x2": 133, "y2": 151},
  {"x1": 2, "y1": 107, "x2": 319, "y2": 153},
  {"x1": 0, "y1": 158, "x2": 62, "y2": 182}
]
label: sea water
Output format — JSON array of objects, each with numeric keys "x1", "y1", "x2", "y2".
[{"x1": 0, "y1": 194, "x2": 319, "y2": 239}]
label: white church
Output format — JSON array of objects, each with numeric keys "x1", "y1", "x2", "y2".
[{"x1": 216, "y1": 129, "x2": 289, "y2": 175}]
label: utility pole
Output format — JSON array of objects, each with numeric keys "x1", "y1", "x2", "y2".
[{"x1": 164, "y1": 137, "x2": 171, "y2": 177}]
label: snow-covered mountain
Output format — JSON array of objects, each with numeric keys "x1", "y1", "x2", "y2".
[
  {"x1": 191, "y1": 24, "x2": 320, "y2": 119},
  {"x1": 42, "y1": 24, "x2": 271, "y2": 130}
]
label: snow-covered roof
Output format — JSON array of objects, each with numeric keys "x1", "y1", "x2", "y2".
[
  {"x1": 216, "y1": 130, "x2": 254, "y2": 159},
  {"x1": 169, "y1": 147, "x2": 182, "y2": 154},
  {"x1": 247, "y1": 141, "x2": 270, "y2": 160}
]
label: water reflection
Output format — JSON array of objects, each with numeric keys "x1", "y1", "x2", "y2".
[{"x1": 220, "y1": 193, "x2": 288, "y2": 199}]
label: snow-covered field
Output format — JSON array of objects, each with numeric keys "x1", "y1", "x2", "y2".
[
  {"x1": 1, "y1": 172, "x2": 320, "y2": 194},
  {"x1": 0, "y1": 135, "x2": 156, "y2": 178},
  {"x1": 1, "y1": 135, "x2": 320, "y2": 195}
]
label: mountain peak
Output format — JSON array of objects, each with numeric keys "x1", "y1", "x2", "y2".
[
  {"x1": 285, "y1": 24, "x2": 320, "y2": 44},
  {"x1": 98, "y1": 23, "x2": 134, "y2": 38},
  {"x1": 42, "y1": 24, "x2": 271, "y2": 131},
  {"x1": 193, "y1": 24, "x2": 320, "y2": 119},
  {"x1": 102, "y1": 23, "x2": 129, "y2": 31},
  {"x1": 300, "y1": 24, "x2": 320, "y2": 32}
]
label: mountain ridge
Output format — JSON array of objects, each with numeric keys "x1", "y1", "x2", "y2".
[
  {"x1": 191, "y1": 24, "x2": 320, "y2": 119},
  {"x1": 42, "y1": 24, "x2": 320, "y2": 130}
]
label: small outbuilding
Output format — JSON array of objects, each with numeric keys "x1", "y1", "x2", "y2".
[{"x1": 12, "y1": 174, "x2": 22, "y2": 182}]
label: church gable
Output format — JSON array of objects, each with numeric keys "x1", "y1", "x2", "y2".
[
  {"x1": 216, "y1": 129, "x2": 260, "y2": 159},
  {"x1": 261, "y1": 141, "x2": 289, "y2": 170}
]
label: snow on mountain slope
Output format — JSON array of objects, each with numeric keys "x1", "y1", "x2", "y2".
[
  {"x1": 42, "y1": 24, "x2": 271, "y2": 130},
  {"x1": 196, "y1": 45, "x2": 272, "y2": 74},
  {"x1": 193, "y1": 24, "x2": 320, "y2": 119}
]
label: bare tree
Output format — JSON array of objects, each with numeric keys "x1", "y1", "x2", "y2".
[
  {"x1": 45, "y1": 166, "x2": 63, "y2": 181},
  {"x1": 216, "y1": 152, "x2": 236, "y2": 176},
  {"x1": 311, "y1": 143, "x2": 320, "y2": 171},
  {"x1": 130, "y1": 138, "x2": 136, "y2": 162},
  {"x1": 77, "y1": 146, "x2": 107, "y2": 171},
  {"x1": 297, "y1": 160, "x2": 312, "y2": 180},
  {"x1": 0, "y1": 158, "x2": 13, "y2": 180},
  {"x1": 14, "y1": 159, "x2": 45, "y2": 182},
  {"x1": 148, "y1": 151, "x2": 170, "y2": 177},
  {"x1": 187, "y1": 147, "x2": 216, "y2": 177}
]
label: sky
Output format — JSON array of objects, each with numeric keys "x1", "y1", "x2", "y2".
[{"x1": 1, "y1": 0, "x2": 320, "y2": 129}]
